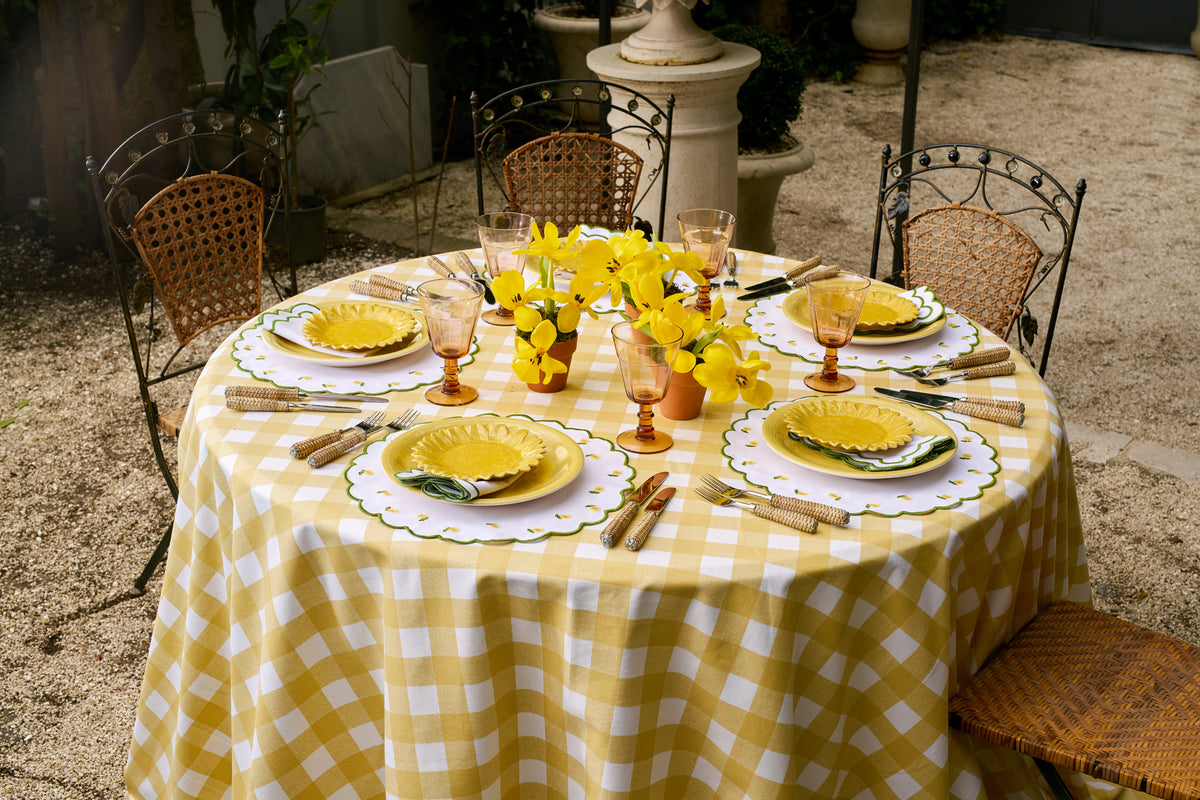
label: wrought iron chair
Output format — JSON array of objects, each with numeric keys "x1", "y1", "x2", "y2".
[
  {"x1": 85, "y1": 110, "x2": 294, "y2": 594},
  {"x1": 471, "y1": 79, "x2": 674, "y2": 237},
  {"x1": 950, "y1": 602, "x2": 1200, "y2": 800},
  {"x1": 869, "y1": 143, "x2": 1086, "y2": 377}
]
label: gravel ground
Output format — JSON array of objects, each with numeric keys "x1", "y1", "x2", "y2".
[{"x1": 2, "y1": 33, "x2": 1198, "y2": 799}]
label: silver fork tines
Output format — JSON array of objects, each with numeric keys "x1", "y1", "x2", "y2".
[
  {"x1": 694, "y1": 486, "x2": 819, "y2": 534},
  {"x1": 723, "y1": 251, "x2": 739, "y2": 287}
]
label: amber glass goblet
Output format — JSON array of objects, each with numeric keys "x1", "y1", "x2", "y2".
[
  {"x1": 416, "y1": 278, "x2": 484, "y2": 406},
  {"x1": 678, "y1": 208, "x2": 736, "y2": 319},
  {"x1": 804, "y1": 271, "x2": 871, "y2": 393},
  {"x1": 476, "y1": 211, "x2": 534, "y2": 326},
  {"x1": 610, "y1": 321, "x2": 682, "y2": 454}
]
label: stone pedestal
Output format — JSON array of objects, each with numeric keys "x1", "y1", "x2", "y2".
[
  {"x1": 852, "y1": 0, "x2": 912, "y2": 86},
  {"x1": 587, "y1": 42, "x2": 759, "y2": 238},
  {"x1": 736, "y1": 140, "x2": 815, "y2": 254}
]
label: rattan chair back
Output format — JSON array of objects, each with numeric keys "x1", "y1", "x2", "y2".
[
  {"x1": 86, "y1": 110, "x2": 293, "y2": 594},
  {"x1": 502, "y1": 132, "x2": 643, "y2": 232},
  {"x1": 870, "y1": 143, "x2": 1086, "y2": 378},
  {"x1": 131, "y1": 173, "x2": 264, "y2": 347},
  {"x1": 472, "y1": 79, "x2": 674, "y2": 236},
  {"x1": 902, "y1": 203, "x2": 1042, "y2": 338},
  {"x1": 950, "y1": 602, "x2": 1200, "y2": 800}
]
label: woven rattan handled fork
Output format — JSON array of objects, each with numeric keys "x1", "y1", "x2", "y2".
[
  {"x1": 307, "y1": 409, "x2": 420, "y2": 468},
  {"x1": 694, "y1": 487, "x2": 819, "y2": 534},
  {"x1": 699, "y1": 474, "x2": 849, "y2": 526}
]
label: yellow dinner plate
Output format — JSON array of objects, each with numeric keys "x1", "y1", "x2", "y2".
[
  {"x1": 854, "y1": 288, "x2": 920, "y2": 330},
  {"x1": 784, "y1": 399, "x2": 914, "y2": 452},
  {"x1": 303, "y1": 302, "x2": 417, "y2": 350},
  {"x1": 762, "y1": 396, "x2": 957, "y2": 480},
  {"x1": 383, "y1": 417, "x2": 584, "y2": 505},
  {"x1": 262, "y1": 307, "x2": 429, "y2": 367},
  {"x1": 410, "y1": 422, "x2": 547, "y2": 481},
  {"x1": 782, "y1": 282, "x2": 947, "y2": 346}
]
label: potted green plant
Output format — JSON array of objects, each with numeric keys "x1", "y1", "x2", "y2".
[
  {"x1": 713, "y1": 24, "x2": 814, "y2": 255},
  {"x1": 207, "y1": 0, "x2": 344, "y2": 263}
]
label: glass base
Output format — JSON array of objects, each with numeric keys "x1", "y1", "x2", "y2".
[
  {"x1": 804, "y1": 372, "x2": 856, "y2": 393},
  {"x1": 425, "y1": 384, "x2": 479, "y2": 406},
  {"x1": 483, "y1": 309, "x2": 516, "y2": 326},
  {"x1": 617, "y1": 429, "x2": 673, "y2": 454}
]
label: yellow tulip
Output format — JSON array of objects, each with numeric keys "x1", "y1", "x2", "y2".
[
  {"x1": 512, "y1": 319, "x2": 569, "y2": 385},
  {"x1": 693, "y1": 344, "x2": 774, "y2": 407},
  {"x1": 492, "y1": 270, "x2": 532, "y2": 311}
]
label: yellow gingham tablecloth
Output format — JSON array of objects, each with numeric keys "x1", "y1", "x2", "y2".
[{"x1": 126, "y1": 250, "x2": 1090, "y2": 800}]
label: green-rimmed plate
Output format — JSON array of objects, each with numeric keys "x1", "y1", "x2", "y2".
[
  {"x1": 382, "y1": 416, "x2": 584, "y2": 505},
  {"x1": 262, "y1": 305, "x2": 429, "y2": 367},
  {"x1": 783, "y1": 281, "x2": 947, "y2": 345},
  {"x1": 762, "y1": 395, "x2": 957, "y2": 480}
]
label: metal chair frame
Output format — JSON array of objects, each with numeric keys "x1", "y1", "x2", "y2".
[
  {"x1": 85, "y1": 110, "x2": 295, "y2": 593},
  {"x1": 471, "y1": 78, "x2": 674, "y2": 236},
  {"x1": 869, "y1": 143, "x2": 1086, "y2": 377}
]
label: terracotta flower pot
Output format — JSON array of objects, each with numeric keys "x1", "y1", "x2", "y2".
[
  {"x1": 659, "y1": 367, "x2": 707, "y2": 420},
  {"x1": 526, "y1": 335, "x2": 578, "y2": 393}
]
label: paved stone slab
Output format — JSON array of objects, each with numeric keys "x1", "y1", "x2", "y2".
[
  {"x1": 1126, "y1": 440, "x2": 1200, "y2": 484},
  {"x1": 297, "y1": 46, "x2": 432, "y2": 201},
  {"x1": 1066, "y1": 422, "x2": 1133, "y2": 465}
]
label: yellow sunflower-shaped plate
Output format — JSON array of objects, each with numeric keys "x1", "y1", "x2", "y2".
[
  {"x1": 854, "y1": 288, "x2": 920, "y2": 331},
  {"x1": 263, "y1": 308, "x2": 428, "y2": 367},
  {"x1": 784, "y1": 398, "x2": 914, "y2": 452},
  {"x1": 383, "y1": 417, "x2": 583, "y2": 506},
  {"x1": 782, "y1": 281, "x2": 947, "y2": 345},
  {"x1": 763, "y1": 396, "x2": 956, "y2": 480},
  {"x1": 302, "y1": 302, "x2": 417, "y2": 350},
  {"x1": 410, "y1": 422, "x2": 547, "y2": 481}
]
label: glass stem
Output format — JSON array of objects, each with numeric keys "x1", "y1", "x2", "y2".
[
  {"x1": 695, "y1": 284, "x2": 712, "y2": 317},
  {"x1": 441, "y1": 358, "x2": 461, "y2": 394},
  {"x1": 821, "y1": 347, "x2": 840, "y2": 382},
  {"x1": 635, "y1": 403, "x2": 657, "y2": 441}
]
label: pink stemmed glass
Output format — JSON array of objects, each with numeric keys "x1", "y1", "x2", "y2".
[
  {"x1": 476, "y1": 211, "x2": 534, "y2": 326},
  {"x1": 678, "y1": 208, "x2": 736, "y2": 319},
  {"x1": 416, "y1": 278, "x2": 485, "y2": 406},
  {"x1": 804, "y1": 271, "x2": 871, "y2": 393},
  {"x1": 610, "y1": 321, "x2": 682, "y2": 454}
]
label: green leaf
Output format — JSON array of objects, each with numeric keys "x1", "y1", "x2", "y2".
[
  {"x1": 15, "y1": 399, "x2": 30, "y2": 408},
  {"x1": 0, "y1": 417, "x2": 14, "y2": 429}
]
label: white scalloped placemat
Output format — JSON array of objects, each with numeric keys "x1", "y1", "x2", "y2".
[
  {"x1": 722, "y1": 402, "x2": 999, "y2": 517},
  {"x1": 230, "y1": 303, "x2": 477, "y2": 396},
  {"x1": 744, "y1": 293, "x2": 980, "y2": 371},
  {"x1": 346, "y1": 413, "x2": 635, "y2": 543}
]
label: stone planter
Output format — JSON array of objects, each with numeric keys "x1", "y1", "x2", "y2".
[
  {"x1": 735, "y1": 138, "x2": 815, "y2": 255},
  {"x1": 534, "y1": 4, "x2": 651, "y2": 121},
  {"x1": 851, "y1": 0, "x2": 912, "y2": 86},
  {"x1": 268, "y1": 194, "x2": 327, "y2": 265}
]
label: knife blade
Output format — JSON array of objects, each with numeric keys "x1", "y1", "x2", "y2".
[
  {"x1": 225, "y1": 385, "x2": 387, "y2": 404},
  {"x1": 625, "y1": 487, "x2": 675, "y2": 552},
  {"x1": 737, "y1": 264, "x2": 842, "y2": 301},
  {"x1": 741, "y1": 255, "x2": 823, "y2": 292},
  {"x1": 453, "y1": 251, "x2": 496, "y2": 304},
  {"x1": 599, "y1": 471, "x2": 668, "y2": 548},
  {"x1": 875, "y1": 388, "x2": 1025, "y2": 427}
]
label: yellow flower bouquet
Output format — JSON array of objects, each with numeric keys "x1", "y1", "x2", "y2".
[{"x1": 493, "y1": 222, "x2": 607, "y2": 387}]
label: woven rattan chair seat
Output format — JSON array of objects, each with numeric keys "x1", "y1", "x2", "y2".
[
  {"x1": 903, "y1": 203, "x2": 1042, "y2": 339},
  {"x1": 131, "y1": 172, "x2": 265, "y2": 347},
  {"x1": 950, "y1": 601, "x2": 1200, "y2": 800},
  {"x1": 502, "y1": 132, "x2": 642, "y2": 232}
]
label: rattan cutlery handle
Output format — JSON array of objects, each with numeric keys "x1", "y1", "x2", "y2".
[
  {"x1": 600, "y1": 500, "x2": 638, "y2": 548},
  {"x1": 369, "y1": 273, "x2": 408, "y2": 292},
  {"x1": 624, "y1": 511, "x2": 660, "y2": 551},
  {"x1": 753, "y1": 505, "x2": 818, "y2": 533},
  {"x1": 801, "y1": 264, "x2": 841, "y2": 283},
  {"x1": 947, "y1": 347, "x2": 1010, "y2": 370},
  {"x1": 291, "y1": 430, "x2": 347, "y2": 459},
  {"x1": 948, "y1": 401, "x2": 1025, "y2": 427},
  {"x1": 350, "y1": 279, "x2": 407, "y2": 302},
  {"x1": 962, "y1": 360, "x2": 1016, "y2": 379},
  {"x1": 783, "y1": 256, "x2": 822, "y2": 280},
  {"x1": 226, "y1": 385, "x2": 298, "y2": 401},
  {"x1": 226, "y1": 396, "x2": 291, "y2": 412},
  {"x1": 307, "y1": 428, "x2": 368, "y2": 468},
  {"x1": 768, "y1": 495, "x2": 849, "y2": 526},
  {"x1": 950, "y1": 397, "x2": 1025, "y2": 413},
  {"x1": 453, "y1": 251, "x2": 478, "y2": 275}
]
